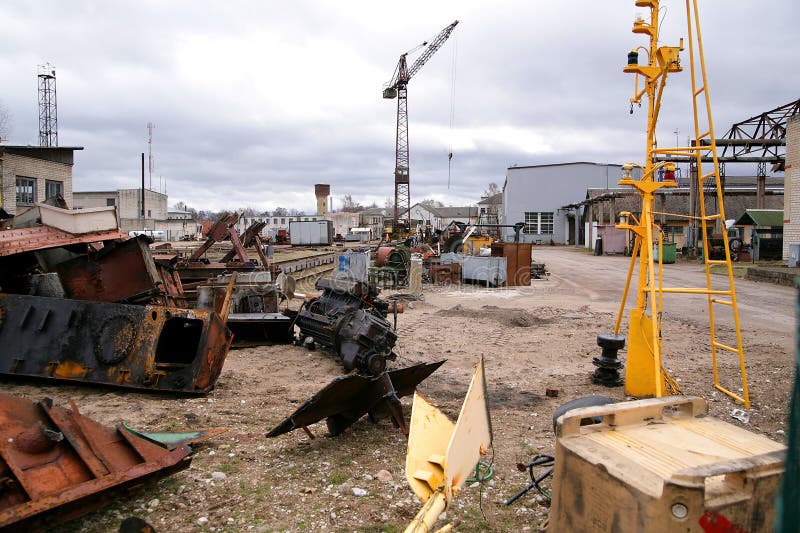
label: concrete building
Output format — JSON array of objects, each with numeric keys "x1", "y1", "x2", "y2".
[
  {"x1": 0, "y1": 145, "x2": 83, "y2": 215},
  {"x1": 326, "y1": 211, "x2": 360, "y2": 238},
  {"x1": 477, "y1": 192, "x2": 502, "y2": 224},
  {"x1": 502, "y1": 162, "x2": 636, "y2": 244},
  {"x1": 235, "y1": 213, "x2": 323, "y2": 240},
  {"x1": 358, "y1": 207, "x2": 391, "y2": 239},
  {"x1": 73, "y1": 188, "x2": 200, "y2": 239},
  {"x1": 783, "y1": 115, "x2": 800, "y2": 259}
]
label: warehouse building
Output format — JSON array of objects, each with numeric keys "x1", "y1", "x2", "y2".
[
  {"x1": 73, "y1": 188, "x2": 200, "y2": 240},
  {"x1": 502, "y1": 162, "x2": 637, "y2": 244}
]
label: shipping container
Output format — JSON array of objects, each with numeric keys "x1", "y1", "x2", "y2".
[{"x1": 289, "y1": 220, "x2": 333, "y2": 246}]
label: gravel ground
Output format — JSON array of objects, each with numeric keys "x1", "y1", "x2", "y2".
[{"x1": 3, "y1": 247, "x2": 794, "y2": 532}]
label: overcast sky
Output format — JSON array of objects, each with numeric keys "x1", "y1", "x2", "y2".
[{"x1": 1, "y1": 1, "x2": 797, "y2": 214}]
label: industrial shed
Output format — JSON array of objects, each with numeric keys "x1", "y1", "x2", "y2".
[{"x1": 502, "y1": 162, "x2": 634, "y2": 244}]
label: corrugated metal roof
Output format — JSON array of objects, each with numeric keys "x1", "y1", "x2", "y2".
[{"x1": 733, "y1": 209, "x2": 784, "y2": 227}]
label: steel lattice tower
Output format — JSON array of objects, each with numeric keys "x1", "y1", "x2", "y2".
[{"x1": 38, "y1": 64, "x2": 58, "y2": 147}]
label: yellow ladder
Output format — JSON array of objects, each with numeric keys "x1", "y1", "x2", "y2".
[{"x1": 674, "y1": 0, "x2": 749, "y2": 407}]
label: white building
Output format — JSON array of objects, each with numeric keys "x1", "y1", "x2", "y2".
[
  {"x1": 502, "y1": 162, "x2": 640, "y2": 244},
  {"x1": 408, "y1": 203, "x2": 479, "y2": 231}
]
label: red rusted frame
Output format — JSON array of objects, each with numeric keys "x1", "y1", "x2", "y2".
[
  {"x1": 0, "y1": 226, "x2": 126, "y2": 257},
  {"x1": 0, "y1": 394, "x2": 194, "y2": 531}
]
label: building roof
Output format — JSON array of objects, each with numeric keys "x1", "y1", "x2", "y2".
[
  {"x1": 428, "y1": 206, "x2": 478, "y2": 218},
  {"x1": 507, "y1": 161, "x2": 622, "y2": 171},
  {"x1": 359, "y1": 207, "x2": 392, "y2": 216},
  {"x1": 733, "y1": 209, "x2": 784, "y2": 227},
  {"x1": 0, "y1": 145, "x2": 84, "y2": 151},
  {"x1": 478, "y1": 192, "x2": 502, "y2": 206},
  {"x1": 562, "y1": 187, "x2": 784, "y2": 225}
]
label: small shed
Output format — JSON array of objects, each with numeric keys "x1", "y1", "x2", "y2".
[{"x1": 733, "y1": 209, "x2": 783, "y2": 260}]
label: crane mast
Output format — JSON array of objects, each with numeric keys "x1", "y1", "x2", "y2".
[{"x1": 384, "y1": 20, "x2": 458, "y2": 235}]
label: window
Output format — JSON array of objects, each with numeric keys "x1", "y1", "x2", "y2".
[
  {"x1": 281, "y1": 218, "x2": 286, "y2": 224},
  {"x1": 45, "y1": 180, "x2": 63, "y2": 200},
  {"x1": 106, "y1": 198, "x2": 116, "y2": 206},
  {"x1": 148, "y1": 209, "x2": 152, "y2": 218},
  {"x1": 15, "y1": 177, "x2": 35, "y2": 205},
  {"x1": 540, "y1": 212, "x2": 554, "y2": 234},
  {"x1": 273, "y1": 218, "x2": 278, "y2": 224},
  {"x1": 523, "y1": 211, "x2": 555, "y2": 235}
]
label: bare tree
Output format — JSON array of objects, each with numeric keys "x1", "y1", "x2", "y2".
[
  {"x1": 273, "y1": 206, "x2": 289, "y2": 216},
  {"x1": 384, "y1": 197, "x2": 395, "y2": 209},
  {"x1": 420, "y1": 198, "x2": 444, "y2": 208},
  {"x1": 483, "y1": 182, "x2": 501, "y2": 198},
  {"x1": 340, "y1": 194, "x2": 364, "y2": 213}
]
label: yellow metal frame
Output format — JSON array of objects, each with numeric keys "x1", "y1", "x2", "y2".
[{"x1": 616, "y1": 0, "x2": 749, "y2": 407}]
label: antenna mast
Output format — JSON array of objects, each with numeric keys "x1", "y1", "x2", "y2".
[
  {"x1": 147, "y1": 122, "x2": 155, "y2": 190},
  {"x1": 38, "y1": 64, "x2": 58, "y2": 147}
]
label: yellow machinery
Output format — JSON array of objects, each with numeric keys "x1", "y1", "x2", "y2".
[
  {"x1": 615, "y1": 0, "x2": 749, "y2": 406},
  {"x1": 404, "y1": 357, "x2": 492, "y2": 533}
]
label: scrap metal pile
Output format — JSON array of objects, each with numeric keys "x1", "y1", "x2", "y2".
[
  {"x1": 0, "y1": 202, "x2": 233, "y2": 394},
  {"x1": 270, "y1": 275, "x2": 444, "y2": 438},
  {"x1": 0, "y1": 204, "x2": 447, "y2": 529}
]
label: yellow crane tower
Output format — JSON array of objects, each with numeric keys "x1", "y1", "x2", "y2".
[{"x1": 613, "y1": 0, "x2": 750, "y2": 407}]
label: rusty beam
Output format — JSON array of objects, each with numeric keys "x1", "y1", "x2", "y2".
[
  {"x1": 0, "y1": 294, "x2": 232, "y2": 394},
  {"x1": 0, "y1": 225, "x2": 125, "y2": 257},
  {"x1": 221, "y1": 222, "x2": 270, "y2": 268},
  {"x1": 187, "y1": 213, "x2": 241, "y2": 262}
]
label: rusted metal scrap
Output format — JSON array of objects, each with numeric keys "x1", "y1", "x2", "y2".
[
  {"x1": 55, "y1": 235, "x2": 187, "y2": 307},
  {"x1": 196, "y1": 272, "x2": 293, "y2": 344},
  {"x1": 266, "y1": 360, "x2": 445, "y2": 438},
  {"x1": 0, "y1": 293, "x2": 232, "y2": 393},
  {"x1": 0, "y1": 394, "x2": 223, "y2": 531},
  {"x1": 175, "y1": 215, "x2": 266, "y2": 289}
]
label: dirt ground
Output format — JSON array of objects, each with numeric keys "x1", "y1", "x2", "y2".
[{"x1": 5, "y1": 247, "x2": 795, "y2": 532}]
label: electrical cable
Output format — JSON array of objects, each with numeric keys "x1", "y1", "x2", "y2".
[
  {"x1": 447, "y1": 30, "x2": 458, "y2": 189},
  {"x1": 475, "y1": 443, "x2": 495, "y2": 529}
]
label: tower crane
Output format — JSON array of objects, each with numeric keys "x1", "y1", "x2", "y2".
[{"x1": 383, "y1": 20, "x2": 458, "y2": 236}]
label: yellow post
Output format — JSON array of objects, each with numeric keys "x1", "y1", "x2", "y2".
[{"x1": 618, "y1": 0, "x2": 683, "y2": 398}]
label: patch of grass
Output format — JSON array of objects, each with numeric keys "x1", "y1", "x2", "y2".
[
  {"x1": 158, "y1": 475, "x2": 183, "y2": 493},
  {"x1": 709, "y1": 264, "x2": 748, "y2": 277},
  {"x1": 328, "y1": 471, "x2": 348, "y2": 485},
  {"x1": 219, "y1": 456, "x2": 241, "y2": 473},
  {"x1": 360, "y1": 525, "x2": 398, "y2": 533}
]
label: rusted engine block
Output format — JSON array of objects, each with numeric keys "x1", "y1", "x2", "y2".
[
  {"x1": 295, "y1": 277, "x2": 396, "y2": 375},
  {"x1": 0, "y1": 294, "x2": 232, "y2": 393}
]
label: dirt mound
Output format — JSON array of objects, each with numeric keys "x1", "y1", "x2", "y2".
[{"x1": 437, "y1": 304, "x2": 552, "y2": 327}]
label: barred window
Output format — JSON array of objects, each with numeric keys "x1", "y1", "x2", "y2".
[
  {"x1": 16, "y1": 177, "x2": 35, "y2": 205},
  {"x1": 45, "y1": 179, "x2": 63, "y2": 200},
  {"x1": 540, "y1": 212, "x2": 554, "y2": 234},
  {"x1": 523, "y1": 211, "x2": 554, "y2": 234}
]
